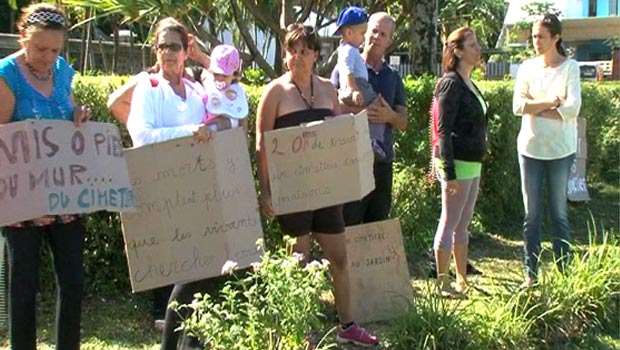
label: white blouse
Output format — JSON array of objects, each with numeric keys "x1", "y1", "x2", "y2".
[
  {"x1": 127, "y1": 74, "x2": 206, "y2": 147},
  {"x1": 513, "y1": 57, "x2": 582, "y2": 160}
]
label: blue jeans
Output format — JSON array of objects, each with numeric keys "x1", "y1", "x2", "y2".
[
  {"x1": 519, "y1": 154, "x2": 574, "y2": 279},
  {"x1": 3, "y1": 220, "x2": 84, "y2": 350}
]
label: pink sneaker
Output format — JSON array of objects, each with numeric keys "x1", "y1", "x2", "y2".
[{"x1": 336, "y1": 323, "x2": 379, "y2": 347}]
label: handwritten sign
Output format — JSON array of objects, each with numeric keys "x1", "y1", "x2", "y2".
[
  {"x1": 568, "y1": 158, "x2": 590, "y2": 201},
  {"x1": 568, "y1": 117, "x2": 589, "y2": 201},
  {"x1": 0, "y1": 120, "x2": 134, "y2": 226},
  {"x1": 120, "y1": 127, "x2": 263, "y2": 292},
  {"x1": 345, "y1": 218, "x2": 412, "y2": 323},
  {"x1": 264, "y1": 111, "x2": 374, "y2": 215}
]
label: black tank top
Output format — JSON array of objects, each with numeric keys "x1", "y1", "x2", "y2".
[{"x1": 273, "y1": 108, "x2": 334, "y2": 129}]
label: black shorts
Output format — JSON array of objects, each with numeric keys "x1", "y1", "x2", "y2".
[{"x1": 276, "y1": 205, "x2": 345, "y2": 237}]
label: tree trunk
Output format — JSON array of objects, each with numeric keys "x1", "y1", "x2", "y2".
[
  {"x1": 612, "y1": 47, "x2": 619, "y2": 80},
  {"x1": 129, "y1": 26, "x2": 135, "y2": 73},
  {"x1": 112, "y1": 18, "x2": 119, "y2": 73},
  {"x1": 231, "y1": 0, "x2": 277, "y2": 78},
  {"x1": 79, "y1": 19, "x2": 88, "y2": 73},
  {"x1": 410, "y1": 0, "x2": 437, "y2": 76},
  {"x1": 83, "y1": 8, "x2": 93, "y2": 73},
  {"x1": 275, "y1": 0, "x2": 294, "y2": 74},
  {"x1": 280, "y1": 0, "x2": 293, "y2": 29},
  {"x1": 9, "y1": 6, "x2": 15, "y2": 34}
]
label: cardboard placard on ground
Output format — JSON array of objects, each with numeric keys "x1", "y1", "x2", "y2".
[
  {"x1": 345, "y1": 218, "x2": 413, "y2": 323},
  {"x1": 568, "y1": 157, "x2": 590, "y2": 201},
  {"x1": 264, "y1": 111, "x2": 374, "y2": 215},
  {"x1": 568, "y1": 117, "x2": 589, "y2": 201},
  {"x1": 0, "y1": 120, "x2": 134, "y2": 226},
  {"x1": 120, "y1": 127, "x2": 263, "y2": 292},
  {"x1": 576, "y1": 117, "x2": 587, "y2": 159}
]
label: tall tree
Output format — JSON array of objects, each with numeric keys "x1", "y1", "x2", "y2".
[
  {"x1": 438, "y1": 0, "x2": 508, "y2": 50},
  {"x1": 409, "y1": 0, "x2": 437, "y2": 75},
  {"x1": 57, "y1": 0, "x2": 499, "y2": 77}
]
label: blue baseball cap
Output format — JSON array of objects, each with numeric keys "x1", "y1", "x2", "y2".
[{"x1": 334, "y1": 6, "x2": 369, "y2": 36}]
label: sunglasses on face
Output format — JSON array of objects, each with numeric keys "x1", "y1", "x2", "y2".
[{"x1": 156, "y1": 42, "x2": 184, "y2": 52}]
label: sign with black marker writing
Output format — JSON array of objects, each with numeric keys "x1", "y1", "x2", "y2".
[
  {"x1": 120, "y1": 127, "x2": 263, "y2": 292},
  {"x1": 264, "y1": 111, "x2": 374, "y2": 215},
  {"x1": 0, "y1": 120, "x2": 134, "y2": 226},
  {"x1": 345, "y1": 218, "x2": 413, "y2": 323}
]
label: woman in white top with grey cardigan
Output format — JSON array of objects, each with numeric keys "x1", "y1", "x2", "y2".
[{"x1": 513, "y1": 13, "x2": 581, "y2": 289}]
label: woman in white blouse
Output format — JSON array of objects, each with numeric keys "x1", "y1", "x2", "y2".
[
  {"x1": 512, "y1": 13, "x2": 581, "y2": 288},
  {"x1": 125, "y1": 17, "x2": 213, "y2": 350},
  {"x1": 127, "y1": 18, "x2": 211, "y2": 147}
]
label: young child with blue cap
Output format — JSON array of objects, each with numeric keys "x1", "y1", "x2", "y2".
[{"x1": 334, "y1": 5, "x2": 384, "y2": 159}]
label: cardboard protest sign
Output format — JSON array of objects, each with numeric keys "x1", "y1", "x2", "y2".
[
  {"x1": 568, "y1": 158, "x2": 590, "y2": 201},
  {"x1": 0, "y1": 120, "x2": 134, "y2": 226},
  {"x1": 264, "y1": 111, "x2": 374, "y2": 215},
  {"x1": 575, "y1": 117, "x2": 587, "y2": 159},
  {"x1": 345, "y1": 218, "x2": 413, "y2": 323},
  {"x1": 120, "y1": 127, "x2": 263, "y2": 292},
  {"x1": 568, "y1": 117, "x2": 589, "y2": 201}
]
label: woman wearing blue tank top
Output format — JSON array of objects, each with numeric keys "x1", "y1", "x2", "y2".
[
  {"x1": 0, "y1": 4, "x2": 91, "y2": 350},
  {"x1": 255, "y1": 23, "x2": 379, "y2": 347}
]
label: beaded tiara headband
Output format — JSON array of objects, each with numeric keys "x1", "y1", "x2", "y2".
[{"x1": 25, "y1": 10, "x2": 67, "y2": 27}]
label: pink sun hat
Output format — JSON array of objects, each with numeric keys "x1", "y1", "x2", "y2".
[{"x1": 209, "y1": 44, "x2": 240, "y2": 76}]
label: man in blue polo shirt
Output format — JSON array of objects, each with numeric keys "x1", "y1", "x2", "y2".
[{"x1": 331, "y1": 11, "x2": 408, "y2": 225}]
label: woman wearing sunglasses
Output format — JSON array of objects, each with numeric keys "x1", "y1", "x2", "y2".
[
  {"x1": 126, "y1": 17, "x2": 212, "y2": 147},
  {"x1": 125, "y1": 17, "x2": 214, "y2": 350}
]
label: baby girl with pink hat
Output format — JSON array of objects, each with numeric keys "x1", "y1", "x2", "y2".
[{"x1": 203, "y1": 44, "x2": 249, "y2": 131}]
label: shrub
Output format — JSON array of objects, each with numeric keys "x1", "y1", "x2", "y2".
[
  {"x1": 580, "y1": 83, "x2": 620, "y2": 183},
  {"x1": 391, "y1": 164, "x2": 440, "y2": 252},
  {"x1": 173, "y1": 237, "x2": 332, "y2": 350},
  {"x1": 65, "y1": 76, "x2": 620, "y2": 294},
  {"x1": 242, "y1": 68, "x2": 270, "y2": 86}
]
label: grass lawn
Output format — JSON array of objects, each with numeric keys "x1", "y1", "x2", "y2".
[{"x1": 0, "y1": 183, "x2": 618, "y2": 350}]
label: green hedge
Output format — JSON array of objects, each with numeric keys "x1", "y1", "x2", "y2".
[
  {"x1": 392, "y1": 77, "x2": 620, "y2": 251},
  {"x1": 66, "y1": 75, "x2": 619, "y2": 294}
]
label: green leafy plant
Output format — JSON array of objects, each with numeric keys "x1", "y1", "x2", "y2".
[
  {"x1": 242, "y1": 67, "x2": 270, "y2": 86},
  {"x1": 49, "y1": 76, "x2": 620, "y2": 295},
  {"x1": 499, "y1": 1, "x2": 562, "y2": 63},
  {"x1": 603, "y1": 36, "x2": 620, "y2": 50},
  {"x1": 172, "y1": 237, "x2": 333, "y2": 350},
  {"x1": 513, "y1": 2, "x2": 562, "y2": 32}
]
